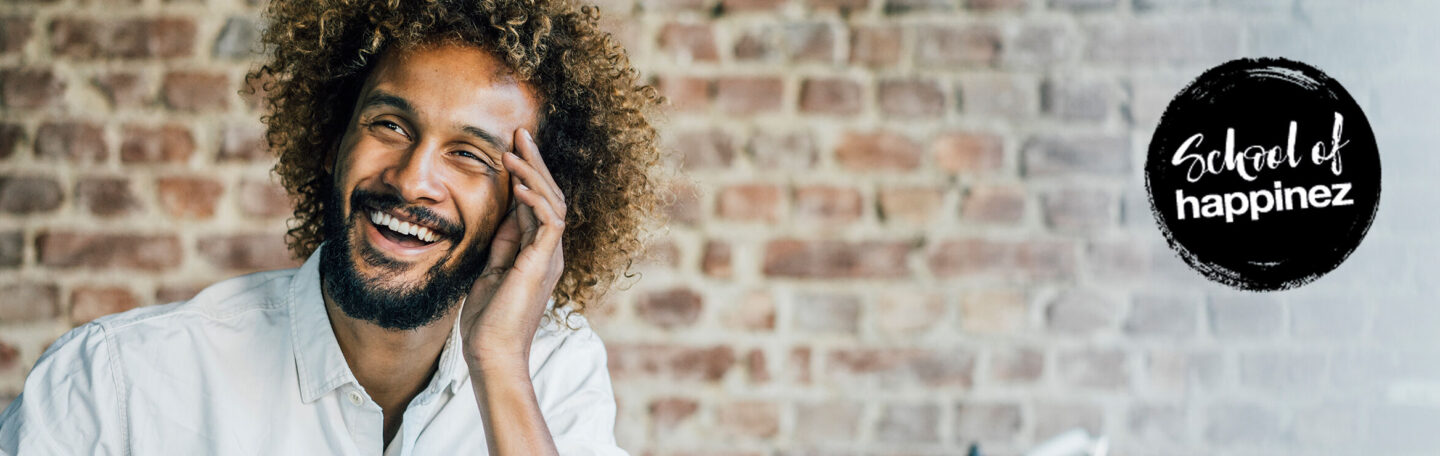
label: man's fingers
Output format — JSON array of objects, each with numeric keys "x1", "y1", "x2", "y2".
[
  {"x1": 516, "y1": 129, "x2": 562, "y2": 203},
  {"x1": 482, "y1": 205, "x2": 523, "y2": 274},
  {"x1": 504, "y1": 152, "x2": 566, "y2": 221}
]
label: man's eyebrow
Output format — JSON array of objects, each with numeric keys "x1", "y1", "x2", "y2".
[
  {"x1": 359, "y1": 90, "x2": 414, "y2": 114},
  {"x1": 460, "y1": 125, "x2": 510, "y2": 153}
]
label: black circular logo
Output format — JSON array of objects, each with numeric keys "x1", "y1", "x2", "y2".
[{"x1": 1145, "y1": 58, "x2": 1381, "y2": 291}]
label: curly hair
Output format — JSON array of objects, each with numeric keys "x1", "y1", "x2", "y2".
[{"x1": 245, "y1": 0, "x2": 663, "y2": 316}]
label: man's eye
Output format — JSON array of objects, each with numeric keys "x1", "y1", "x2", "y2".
[
  {"x1": 369, "y1": 120, "x2": 408, "y2": 138},
  {"x1": 454, "y1": 150, "x2": 498, "y2": 169}
]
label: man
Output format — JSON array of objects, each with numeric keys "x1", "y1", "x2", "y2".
[{"x1": 0, "y1": 0, "x2": 661, "y2": 454}]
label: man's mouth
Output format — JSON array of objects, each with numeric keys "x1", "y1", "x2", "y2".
[{"x1": 367, "y1": 209, "x2": 444, "y2": 247}]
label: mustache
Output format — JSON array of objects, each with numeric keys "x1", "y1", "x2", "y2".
[{"x1": 350, "y1": 188, "x2": 463, "y2": 239}]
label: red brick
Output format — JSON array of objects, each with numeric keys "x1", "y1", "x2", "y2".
[
  {"x1": 878, "y1": 78, "x2": 945, "y2": 118},
  {"x1": 825, "y1": 347, "x2": 976, "y2": 387},
  {"x1": 1034, "y1": 403, "x2": 1104, "y2": 440},
  {"x1": 70, "y1": 286, "x2": 139, "y2": 325},
  {"x1": 746, "y1": 348, "x2": 768, "y2": 382},
  {"x1": 928, "y1": 238, "x2": 1074, "y2": 280},
  {"x1": 218, "y1": 125, "x2": 268, "y2": 162},
  {"x1": 648, "y1": 397, "x2": 700, "y2": 435},
  {"x1": 196, "y1": 233, "x2": 296, "y2": 271},
  {"x1": 798, "y1": 78, "x2": 862, "y2": 115},
  {"x1": 237, "y1": 178, "x2": 291, "y2": 217},
  {"x1": 0, "y1": 175, "x2": 62, "y2": 214},
  {"x1": 792, "y1": 293, "x2": 860, "y2": 334},
  {"x1": 1124, "y1": 292, "x2": 1199, "y2": 338},
  {"x1": 884, "y1": 0, "x2": 953, "y2": 14},
  {"x1": 670, "y1": 128, "x2": 734, "y2": 169},
  {"x1": 92, "y1": 72, "x2": 153, "y2": 109},
  {"x1": 663, "y1": 182, "x2": 701, "y2": 226},
  {"x1": 794, "y1": 401, "x2": 862, "y2": 443},
  {"x1": 1040, "y1": 187, "x2": 1114, "y2": 234},
  {"x1": 0, "y1": 340, "x2": 18, "y2": 372},
  {"x1": 75, "y1": 176, "x2": 143, "y2": 217},
  {"x1": 120, "y1": 124, "x2": 193, "y2": 163},
  {"x1": 850, "y1": 26, "x2": 902, "y2": 67},
  {"x1": 1021, "y1": 135, "x2": 1130, "y2": 177},
  {"x1": 834, "y1": 131, "x2": 921, "y2": 171},
  {"x1": 720, "y1": 0, "x2": 785, "y2": 11},
  {"x1": 654, "y1": 76, "x2": 710, "y2": 113},
  {"x1": 37, "y1": 232, "x2": 182, "y2": 270},
  {"x1": 639, "y1": 0, "x2": 709, "y2": 12},
  {"x1": 0, "y1": 231, "x2": 19, "y2": 268},
  {"x1": 722, "y1": 291, "x2": 774, "y2": 331},
  {"x1": 958, "y1": 74, "x2": 1038, "y2": 120},
  {"x1": 873, "y1": 291, "x2": 943, "y2": 334},
  {"x1": 1084, "y1": 21, "x2": 1240, "y2": 66},
  {"x1": 155, "y1": 283, "x2": 205, "y2": 304},
  {"x1": 781, "y1": 22, "x2": 834, "y2": 62},
  {"x1": 747, "y1": 130, "x2": 815, "y2": 170},
  {"x1": 914, "y1": 25, "x2": 1000, "y2": 68},
  {"x1": 1042, "y1": 77, "x2": 1117, "y2": 122},
  {"x1": 731, "y1": 28, "x2": 775, "y2": 61},
  {"x1": 50, "y1": 18, "x2": 195, "y2": 59},
  {"x1": 877, "y1": 403, "x2": 940, "y2": 443},
  {"x1": 1057, "y1": 348, "x2": 1128, "y2": 390},
  {"x1": 714, "y1": 77, "x2": 783, "y2": 115},
  {"x1": 1005, "y1": 22, "x2": 1076, "y2": 69},
  {"x1": 157, "y1": 176, "x2": 223, "y2": 218},
  {"x1": 0, "y1": 283, "x2": 59, "y2": 322},
  {"x1": 878, "y1": 186, "x2": 943, "y2": 224},
  {"x1": 701, "y1": 241, "x2": 731, "y2": 278},
  {"x1": 636, "y1": 287, "x2": 703, "y2": 329},
  {"x1": 1044, "y1": 287, "x2": 1120, "y2": 335},
  {"x1": 0, "y1": 123, "x2": 21, "y2": 160},
  {"x1": 965, "y1": 0, "x2": 1026, "y2": 10},
  {"x1": 933, "y1": 132, "x2": 1003, "y2": 174},
  {"x1": 793, "y1": 185, "x2": 862, "y2": 223},
  {"x1": 988, "y1": 346, "x2": 1043, "y2": 384},
  {"x1": 607, "y1": 344, "x2": 736, "y2": 382},
  {"x1": 658, "y1": 23, "x2": 718, "y2": 62},
  {"x1": 0, "y1": 17, "x2": 32, "y2": 55},
  {"x1": 0, "y1": 69, "x2": 65, "y2": 109},
  {"x1": 716, "y1": 401, "x2": 779, "y2": 438},
  {"x1": 162, "y1": 71, "x2": 229, "y2": 112},
  {"x1": 34, "y1": 122, "x2": 106, "y2": 162},
  {"x1": 212, "y1": 16, "x2": 260, "y2": 60},
  {"x1": 958, "y1": 288, "x2": 1028, "y2": 334},
  {"x1": 784, "y1": 347, "x2": 812, "y2": 384},
  {"x1": 960, "y1": 184, "x2": 1025, "y2": 224},
  {"x1": 955, "y1": 402, "x2": 1023, "y2": 441},
  {"x1": 716, "y1": 184, "x2": 782, "y2": 222},
  {"x1": 762, "y1": 239, "x2": 910, "y2": 279},
  {"x1": 638, "y1": 240, "x2": 679, "y2": 268}
]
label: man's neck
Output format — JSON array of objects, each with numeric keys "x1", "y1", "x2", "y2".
[{"x1": 320, "y1": 287, "x2": 456, "y2": 424}]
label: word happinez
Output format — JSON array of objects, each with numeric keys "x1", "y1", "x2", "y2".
[{"x1": 1169, "y1": 113, "x2": 1353, "y2": 223}]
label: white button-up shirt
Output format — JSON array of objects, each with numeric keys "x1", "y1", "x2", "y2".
[{"x1": 0, "y1": 246, "x2": 627, "y2": 455}]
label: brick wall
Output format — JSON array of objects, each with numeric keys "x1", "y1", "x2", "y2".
[{"x1": 3, "y1": 0, "x2": 1439, "y2": 454}]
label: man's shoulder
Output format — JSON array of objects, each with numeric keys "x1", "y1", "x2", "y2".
[{"x1": 93, "y1": 267, "x2": 300, "y2": 332}]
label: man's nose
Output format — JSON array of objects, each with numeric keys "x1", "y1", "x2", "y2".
[{"x1": 381, "y1": 141, "x2": 446, "y2": 203}]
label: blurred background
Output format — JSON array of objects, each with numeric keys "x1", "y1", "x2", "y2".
[{"x1": 1, "y1": 0, "x2": 1439, "y2": 454}]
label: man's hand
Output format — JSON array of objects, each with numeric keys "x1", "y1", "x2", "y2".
[
  {"x1": 461, "y1": 127, "x2": 567, "y2": 366},
  {"x1": 461, "y1": 128, "x2": 564, "y2": 456}
]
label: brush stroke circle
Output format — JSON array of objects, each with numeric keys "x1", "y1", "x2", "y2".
[{"x1": 1145, "y1": 57, "x2": 1381, "y2": 291}]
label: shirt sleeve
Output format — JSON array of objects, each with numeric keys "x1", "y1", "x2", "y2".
[
  {"x1": 530, "y1": 321, "x2": 629, "y2": 456},
  {"x1": 0, "y1": 323, "x2": 128, "y2": 455}
]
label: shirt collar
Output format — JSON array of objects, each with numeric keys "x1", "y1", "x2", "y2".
[{"x1": 288, "y1": 243, "x2": 470, "y2": 404}]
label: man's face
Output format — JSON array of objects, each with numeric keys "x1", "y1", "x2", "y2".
[{"x1": 320, "y1": 42, "x2": 542, "y2": 330}]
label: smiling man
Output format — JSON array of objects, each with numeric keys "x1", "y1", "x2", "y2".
[{"x1": 0, "y1": 0, "x2": 660, "y2": 454}]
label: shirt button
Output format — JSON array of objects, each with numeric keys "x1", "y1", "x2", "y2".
[{"x1": 347, "y1": 390, "x2": 363, "y2": 406}]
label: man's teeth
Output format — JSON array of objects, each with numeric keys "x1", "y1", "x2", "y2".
[{"x1": 369, "y1": 210, "x2": 439, "y2": 243}]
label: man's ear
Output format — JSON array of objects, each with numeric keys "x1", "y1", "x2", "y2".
[{"x1": 322, "y1": 139, "x2": 340, "y2": 175}]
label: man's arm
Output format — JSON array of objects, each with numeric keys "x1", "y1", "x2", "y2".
[
  {"x1": 0, "y1": 323, "x2": 127, "y2": 455},
  {"x1": 460, "y1": 127, "x2": 568, "y2": 456}
]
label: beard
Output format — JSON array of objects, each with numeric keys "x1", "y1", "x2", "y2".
[{"x1": 319, "y1": 186, "x2": 489, "y2": 331}]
